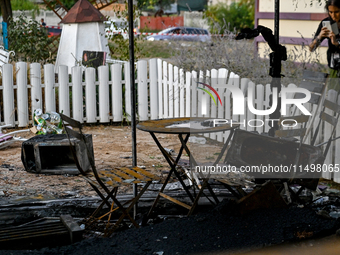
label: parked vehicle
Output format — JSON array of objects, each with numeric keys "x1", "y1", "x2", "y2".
[
  {"x1": 47, "y1": 27, "x2": 62, "y2": 37},
  {"x1": 146, "y1": 27, "x2": 211, "y2": 42},
  {"x1": 104, "y1": 19, "x2": 139, "y2": 40}
]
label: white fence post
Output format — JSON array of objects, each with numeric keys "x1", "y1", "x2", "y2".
[
  {"x1": 174, "y1": 65, "x2": 179, "y2": 118},
  {"x1": 98, "y1": 65, "x2": 110, "y2": 123},
  {"x1": 71, "y1": 66, "x2": 83, "y2": 122},
  {"x1": 157, "y1": 59, "x2": 163, "y2": 119},
  {"x1": 3, "y1": 64, "x2": 15, "y2": 126},
  {"x1": 197, "y1": 70, "x2": 204, "y2": 118},
  {"x1": 149, "y1": 58, "x2": 158, "y2": 120},
  {"x1": 179, "y1": 68, "x2": 185, "y2": 117},
  {"x1": 16, "y1": 62, "x2": 29, "y2": 127},
  {"x1": 209, "y1": 69, "x2": 218, "y2": 140},
  {"x1": 111, "y1": 64, "x2": 123, "y2": 122},
  {"x1": 191, "y1": 71, "x2": 198, "y2": 117},
  {"x1": 124, "y1": 62, "x2": 131, "y2": 121},
  {"x1": 85, "y1": 67, "x2": 97, "y2": 123},
  {"x1": 246, "y1": 81, "x2": 255, "y2": 132},
  {"x1": 44, "y1": 64, "x2": 56, "y2": 112},
  {"x1": 30, "y1": 63, "x2": 42, "y2": 118},
  {"x1": 168, "y1": 63, "x2": 174, "y2": 118},
  {"x1": 137, "y1": 60, "x2": 148, "y2": 121},
  {"x1": 255, "y1": 83, "x2": 264, "y2": 134},
  {"x1": 185, "y1": 71, "x2": 191, "y2": 117},
  {"x1": 58, "y1": 65, "x2": 70, "y2": 117},
  {"x1": 163, "y1": 61, "x2": 168, "y2": 118}
]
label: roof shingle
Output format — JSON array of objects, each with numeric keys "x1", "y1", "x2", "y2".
[{"x1": 61, "y1": 0, "x2": 107, "y2": 24}]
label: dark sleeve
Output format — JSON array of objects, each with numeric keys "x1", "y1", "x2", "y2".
[{"x1": 314, "y1": 20, "x2": 325, "y2": 41}]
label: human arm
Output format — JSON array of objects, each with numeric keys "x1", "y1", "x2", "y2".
[{"x1": 309, "y1": 27, "x2": 329, "y2": 52}]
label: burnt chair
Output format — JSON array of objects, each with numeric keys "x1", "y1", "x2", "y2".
[
  {"x1": 275, "y1": 91, "x2": 340, "y2": 203},
  {"x1": 60, "y1": 113, "x2": 159, "y2": 237}
]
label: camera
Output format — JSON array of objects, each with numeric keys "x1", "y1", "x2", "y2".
[{"x1": 334, "y1": 56, "x2": 340, "y2": 70}]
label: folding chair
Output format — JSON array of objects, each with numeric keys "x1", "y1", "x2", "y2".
[
  {"x1": 311, "y1": 96, "x2": 340, "y2": 162},
  {"x1": 274, "y1": 115, "x2": 311, "y2": 203},
  {"x1": 60, "y1": 113, "x2": 159, "y2": 236},
  {"x1": 223, "y1": 129, "x2": 323, "y2": 204},
  {"x1": 290, "y1": 70, "x2": 328, "y2": 143},
  {"x1": 283, "y1": 97, "x2": 340, "y2": 203},
  {"x1": 0, "y1": 124, "x2": 30, "y2": 150}
]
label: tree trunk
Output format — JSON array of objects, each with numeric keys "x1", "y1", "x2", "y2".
[{"x1": 0, "y1": 0, "x2": 13, "y2": 23}]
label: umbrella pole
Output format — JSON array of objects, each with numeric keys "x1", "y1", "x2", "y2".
[{"x1": 128, "y1": 0, "x2": 137, "y2": 219}]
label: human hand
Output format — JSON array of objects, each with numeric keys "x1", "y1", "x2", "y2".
[
  {"x1": 319, "y1": 26, "x2": 330, "y2": 39},
  {"x1": 329, "y1": 31, "x2": 339, "y2": 46}
]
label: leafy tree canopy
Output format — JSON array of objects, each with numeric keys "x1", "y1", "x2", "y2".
[
  {"x1": 204, "y1": 0, "x2": 255, "y2": 34},
  {"x1": 11, "y1": 0, "x2": 39, "y2": 11},
  {"x1": 7, "y1": 13, "x2": 54, "y2": 64},
  {"x1": 137, "y1": 0, "x2": 175, "y2": 11}
]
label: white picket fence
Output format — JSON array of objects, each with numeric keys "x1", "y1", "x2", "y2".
[{"x1": 1, "y1": 58, "x2": 340, "y2": 182}]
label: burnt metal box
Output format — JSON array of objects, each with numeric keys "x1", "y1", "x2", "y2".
[{"x1": 21, "y1": 134, "x2": 93, "y2": 175}]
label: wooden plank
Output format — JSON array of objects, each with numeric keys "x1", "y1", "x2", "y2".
[
  {"x1": 163, "y1": 61, "x2": 168, "y2": 118},
  {"x1": 137, "y1": 60, "x2": 148, "y2": 121},
  {"x1": 191, "y1": 71, "x2": 198, "y2": 117},
  {"x1": 98, "y1": 65, "x2": 110, "y2": 123},
  {"x1": 320, "y1": 112, "x2": 338, "y2": 127},
  {"x1": 299, "y1": 80, "x2": 324, "y2": 93},
  {"x1": 275, "y1": 128, "x2": 306, "y2": 138},
  {"x1": 119, "y1": 167, "x2": 151, "y2": 182},
  {"x1": 280, "y1": 115, "x2": 309, "y2": 124},
  {"x1": 58, "y1": 65, "x2": 70, "y2": 117},
  {"x1": 44, "y1": 64, "x2": 56, "y2": 112},
  {"x1": 131, "y1": 166, "x2": 159, "y2": 179},
  {"x1": 2, "y1": 64, "x2": 15, "y2": 126},
  {"x1": 108, "y1": 169, "x2": 131, "y2": 181},
  {"x1": 111, "y1": 64, "x2": 123, "y2": 122},
  {"x1": 71, "y1": 66, "x2": 84, "y2": 123},
  {"x1": 159, "y1": 192, "x2": 191, "y2": 210},
  {"x1": 246, "y1": 81, "x2": 255, "y2": 132},
  {"x1": 294, "y1": 92, "x2": 320, "y2": 105},
  {"x1": 209, "y1": 69, "x2": 218, "y2": 140},
  {"x1": 124, "y1": 62, "x2": 131, "y2": 121},
  {"x1": 174, "y1": 65, "x2": 179, "y2": 118},
  {"x1": 217, "y1": 68, "x2": 227, "y2": 142},
  {"x1": 185, "y1": 71, "x2": 191, "y2": 117},
  {"x1": 324, "y1": 99, "x2": 340, "y2": 113},
  {"x1": 30, "y1": 63, "x2": 43, "y2": 121},
  {"x1": 100, "y1": 171, "x2": 124, "y2": 183},
  {"x1": 85, "y1": 67, "x2": 97, "y2": 123},
  {"x1": 302, "y1": 70, "x2": 328, "y2": 82},
  {"x1": 256, "y1": 84, "x2": 264, "y2": 134},
  {"x1": 149, "y1": 58, "x2": 158, "y2": 120},
  {"x1": 179, "y1": 68, "x2": 185, "y2": 117},
  {"x1": 158, "y1": 58, "x2": 163, "y2": 118},
  {"x1": 16, "y1": 62, "x2": 29, "y2": 127}
]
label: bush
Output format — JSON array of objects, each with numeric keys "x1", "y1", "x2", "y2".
[
  {"x1": 204, "y1": 0, "x2": 255, "y2": 34},
  {"x1": 170, "y1": 29, "x2": 327, "y2": 86},
  {"x1": 7, "y1": 13, "x2": 55, "y2": 64}
]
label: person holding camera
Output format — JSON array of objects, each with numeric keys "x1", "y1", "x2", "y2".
[{"x1": 309, "y1": 0, "x2": 340, "y2": 91}]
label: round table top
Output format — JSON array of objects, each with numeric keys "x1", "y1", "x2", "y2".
[{"x1": 137, "y1": 117, "x2": 239, "y2": 134}]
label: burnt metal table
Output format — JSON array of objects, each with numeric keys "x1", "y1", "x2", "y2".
[{"x1": 137, "y1": 117, "x2": 239, "y2": 216}]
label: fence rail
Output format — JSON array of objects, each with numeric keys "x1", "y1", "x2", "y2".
[{"x1": 1, "y1": 58, "x2": 340, "y2": 182}]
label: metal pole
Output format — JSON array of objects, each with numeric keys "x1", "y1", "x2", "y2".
[
  {"x1": 268, "y1": 0, "x2": 281, "y2": 136},
  {"x1": 128, "y1": 0, "x2": 137, "y2": 219},
  {"x1": 274, "y1": 0, "x2": 280, "y2": 45}
]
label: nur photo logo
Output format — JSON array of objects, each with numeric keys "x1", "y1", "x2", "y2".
[
  {"x1": 197, "y1": 82, "x2": 223, "y2": 115},
  {"x1": 197, "y1": 80, "x2": 313, "y2": 128}
]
